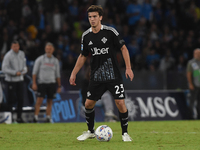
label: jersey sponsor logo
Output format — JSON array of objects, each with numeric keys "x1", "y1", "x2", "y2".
[
  {"x1": 101, "y1": 37, "x2": 107, "y2": 44},
  {"x1": 88, "y1": 41, "x2": 93, "y2": 45},
  {"x1": 91, "y1": 47, "x2": 109, "y2": 56}
]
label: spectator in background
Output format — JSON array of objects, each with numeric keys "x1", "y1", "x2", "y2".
[
  {"x1": 32, "y1": 42, "x2": 61, "y2": 123},
  {"x1": 2, "y1": 41, "x2": 27, "y2": 123},
  {"x1": 114, "y1": 14, "x2": 123, "y2": 34},
  {"x1": 186, "y1": 48, "x2": 200, "y2": 119},
  {"x1": 22, "y1": 0, "x2": 32, "y2": 25},
  {"x1": 135, "y1": 17, "x2": 147, "y2": 38},
  {"x1": 22, "y1": 0, "x2": 32, "y2": 18},
  {"x1": 159, "y1": 49, "x2": 175, "y2": 71},
  {"x1": 26, "y1": 24, "x2": 38, "y2": 40},
  {"x1": 65, "y1": 53, "x2": 75, "y2": 69},
  {"x1": 37, "y1": 8, "x2": 45, "y2": 31},
  {"x1": 149, "y1": 23, "x2": 159, "y2": 42},
  {"x1": 62, "y1": 36, "x2": 70, "y2": 58},
  {"x1": 152, "y1": 40, "x2": 163, "y2": 57},
  {"x1": 177, "y1": 55, "x2": 186, "y2": 72},
  {"x1": 60, "y1": 22, "x2": 71, "y2": 37},
  {"x1": 126, "y1": 0, "x2": 142, "y2": 31},
  {"x1": 52, "y1": 7, "x2": 63, "y2": 33},
  {"x1": 166, "y1": 9, "x2": 177, "y2": 28},
  {"x1": 17, "y1": 31, "x2": 27, "y2": 51},
  {"x1": 0, "y1": 34, "x2": 10, "y2": 55},
  {"x1": 153, "y1": 1, "x2": 163, "y2": 27},
  {"x1": 142, "y1": 0, "x2": 153, "y2": 21},
  {"x1": 68, "y1": 0, "x2": 79, "y2": 22},
  {"x1": 146, "y1": 49, "x2": 160, "y2": 70},
  {"x1": 56, "y1": 34, "x2": 64, "y2": 51},
  {"x1": 44, "y1": 25, "x2": 56, "y2": 43},
  {"x1": 7, "y1": 20, "x2": 17, "y2": 38},
  {"x1": 121, "y1": 25, "x2": 131, "y2": 45},
  {"x1": 128, "y1": 38, "x2": 140, "y2": 65}
]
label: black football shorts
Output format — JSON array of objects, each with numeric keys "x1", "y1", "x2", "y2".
[
  {"x1": 87, "y1": 80, "x2": 125, "y2": 101},
  {"x1": 37, "y1": 83, "x2": 56, "y2": 99}
]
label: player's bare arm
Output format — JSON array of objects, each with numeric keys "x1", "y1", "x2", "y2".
[
  {"x1": 69, "y1": 54, "x2": 87, "y2": 86},
  {"x1": 121, "y1": 45, "x2": 134, "y2": 81}
]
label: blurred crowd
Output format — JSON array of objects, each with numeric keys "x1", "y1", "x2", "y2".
[{"x1": 0, "y1": 0, "x2": 200, "y2": 74}]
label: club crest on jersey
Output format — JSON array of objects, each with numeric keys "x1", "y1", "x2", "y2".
[
  {"x1": 101, "y1": 37, "x2": 107, "y2": 44},
  {"x1": 91, "y1": 47, "x2": 109, "y2": 56}
]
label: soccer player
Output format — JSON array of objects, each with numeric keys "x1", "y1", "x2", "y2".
[
  {"x1": 69, "y1": 5, "x2": 134, "y2": 142},
  {"x1": 32, "y1": 42, "x2": 61, "y2": 123}
]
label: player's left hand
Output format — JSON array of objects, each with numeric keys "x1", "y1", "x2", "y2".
[
  {"x1": 69, "y1": 74, "x2": 76, "y2": 86},
  {"x1": 125, "y1": 68, "x2": 134, "y2": 81}
]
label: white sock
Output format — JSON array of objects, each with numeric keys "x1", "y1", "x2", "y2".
[
  {"x1": 34, "y1": 115, "x2": 38, "y2": 120},
  {"x1": 46, "y1": 115, "x2": 51, "y2": 119}
]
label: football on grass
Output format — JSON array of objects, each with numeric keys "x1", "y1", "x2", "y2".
[{"x1": 95, "y1": 125, "x2": 113, "y2": 142}]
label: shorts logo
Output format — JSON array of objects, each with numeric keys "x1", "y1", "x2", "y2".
[
  {"x1": 81, "y1": 44, "x2": 83, "y2": 51},
  {"x1": 119, "y1": 94, "x2": 124, "y2": 98},
  {"x1": 87, "y1": 91, "x2": 91, "y2": 97},
  {"x1": 101, "y1": 37, "x2": 107, "y2": 44}
]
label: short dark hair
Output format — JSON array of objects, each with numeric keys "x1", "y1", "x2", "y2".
[
  {"x1": 87, "y1": 5, "x2": 104, "y2": 16},
  {"x1": 12, "y1": 40, "x2": 19, "y2": 44}
]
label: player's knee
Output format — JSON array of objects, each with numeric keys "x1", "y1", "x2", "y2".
[
  {"x1": 115, "y1": 100, "x2": 125, "y2": 106},
  {"x1": 85, "y1": 101, "x2": 95, "y2": 109}
]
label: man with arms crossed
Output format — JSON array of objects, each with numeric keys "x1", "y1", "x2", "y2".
[
  {"x1": 69, "y1": 5, "x2": 134, "y2": 141},
  {"x1": 32, "y1": 42, "x2": 61, "y2": 123}
]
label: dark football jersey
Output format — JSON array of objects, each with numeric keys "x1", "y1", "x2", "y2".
[{"x1": 81, "y1": 25, "x2": 125, "y2": 82}]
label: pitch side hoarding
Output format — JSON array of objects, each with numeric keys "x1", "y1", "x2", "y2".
[{"x1": 49, "y1": 90, "x2": 188, "y2": 123}]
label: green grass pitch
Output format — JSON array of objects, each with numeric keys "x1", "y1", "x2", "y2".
[{"x1": 0, "y1": 121, "x2": 200, "y2": 150}]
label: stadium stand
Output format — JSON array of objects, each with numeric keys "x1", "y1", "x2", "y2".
[{"x1": 0, "y1": 0, "x2": 199, "y2": 90}]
